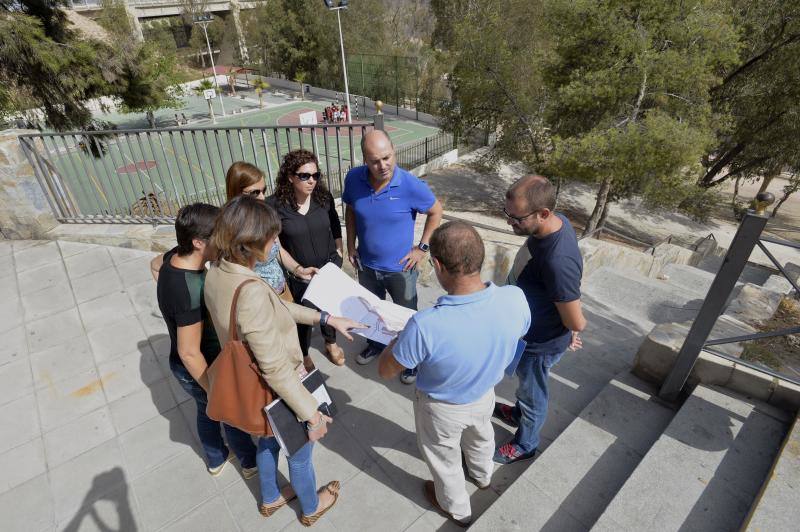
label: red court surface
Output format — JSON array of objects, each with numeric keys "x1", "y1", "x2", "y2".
[{"x1": 116, "y1": 161, "x2": 157, "y2": 174}]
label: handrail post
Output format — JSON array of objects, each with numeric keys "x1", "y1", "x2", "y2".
[{"x1": 659, "y1": 200, "x2": 773, "y2": 402}]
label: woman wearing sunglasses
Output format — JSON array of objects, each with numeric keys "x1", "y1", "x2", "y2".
[
  {"x1": 267, "y1": 150, "x2": 346, "y2": 370},
  {"x1": 225, "y1": 162, "x2": 318, "y2": 303}
]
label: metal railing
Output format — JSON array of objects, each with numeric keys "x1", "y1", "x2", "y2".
[
  {"x1": 394, "y1": 131, "x2": 455, "y2": 170},
  {"x1": 579, "y1": 225, "x2": 658, "y2": 251},
  {"x1": 660, "y1": 193, "x2": 800, "y2": 400},
  {"x1": 19, "y1": 122, "x2": 374, "y2": 224}
]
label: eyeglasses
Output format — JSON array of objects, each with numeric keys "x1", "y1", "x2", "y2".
[
  {"x1": 244, "y1": 187, "x2": 267, "y2": 197},
  {"x1": 295, "y1": 171, "x2": 322, "y2": 182},
  {"x1": 503, "y1": 207, "x2": 538, "y2": 224}
]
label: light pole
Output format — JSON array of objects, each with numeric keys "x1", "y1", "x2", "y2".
[
  {"x1": 193, "y1": 12, "x2": 226, "y2": 118},
  {"x1": 323, "y1": 1, "x2": 352, "y2": 123}
]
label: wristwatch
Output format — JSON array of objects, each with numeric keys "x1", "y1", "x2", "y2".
[
  {"x1": 319, "y1": 311, "x2": 331, "y2": 327},
  {"x1": 418, "y1": 242, "x2": 430, "y2": 252}
]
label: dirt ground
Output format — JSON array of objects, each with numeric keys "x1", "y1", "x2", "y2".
[
  {"x1": 424, "y1": 150, "x2": 800, "y2": 268},
  {"x1": 742, "y1": 298, "x2": 800, "y2": 379}
]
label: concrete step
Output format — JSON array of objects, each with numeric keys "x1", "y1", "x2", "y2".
[
  {"x1": 697, "y1": 254, "x2": 776, "y2": 286},
  {"x1": 471, "y1": 372, "x2": 675, "y2": 531},
  {"x1": 592, "y1": 384, "x2": 790, "y2": 532},
  {"x1": 659, "y1": 262, "x2": 736, "y2": 298},
  {"x1": 583, "y1": 267, "x2": 703, "y2": 328},
  {"x1": 743, "y1": 416, "x2": 800, "y2": 531}
]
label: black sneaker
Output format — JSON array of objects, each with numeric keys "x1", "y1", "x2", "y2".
[
  {"x1": 493, "y1": 402, "x2": 519, "y2": 427},
  {"x1": 400, "y1": 367, "x2": 418, "y2": 384},
  {"x1": 356, "y1": 345, "x2": 381, "y2": 365}
]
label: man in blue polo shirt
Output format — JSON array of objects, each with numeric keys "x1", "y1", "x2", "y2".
[
  {"x1": 343, "y1": 129, "x2": 443, "y2": 384},
  {"x1": 378, "y1": 221, "x2": 530, "y2": 526},
  {"x1": 493, "y1": 175, "x2": 587, "y2": 465}
]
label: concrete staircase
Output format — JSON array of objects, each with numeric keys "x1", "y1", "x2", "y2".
[
  {"x1": 592, "y1": 385, "x2": 788, "y2": 531},
  {"x1": 471, "y1": 240, "x2": 796, "y2": 531}
]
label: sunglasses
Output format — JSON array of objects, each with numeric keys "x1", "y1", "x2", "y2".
[
  {"x1": 295, "y1": 171, "x2": 322, "y2": 182},
  {"x1": 244, "y1": 187, "x2": 267, "y2": 197},
  {"x1": 503, "y1": 207, "x2": 538, "y2": 224}
]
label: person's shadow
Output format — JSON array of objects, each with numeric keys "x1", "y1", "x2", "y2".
[{"x1": 61, "y1": 468, "x2": 136, "y2": 532}]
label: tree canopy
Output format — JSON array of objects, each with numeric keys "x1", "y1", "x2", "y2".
[
  {"x1": 438, "y1": 0, "x2": 753, "y2": 230},
  {"x1": 1, "y1": 0, "x2": 184, "y2": 131}
]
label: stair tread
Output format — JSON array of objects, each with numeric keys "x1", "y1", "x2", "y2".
[
  {"x1": 471, "y1": 372, "x2": 674, "y2": 531},
  {"x1": 592, "y1": 384, "x2": 789, "y2": 532},
  {"x1": 744, "y1": 416, "x2": 800, "y2": 531}
]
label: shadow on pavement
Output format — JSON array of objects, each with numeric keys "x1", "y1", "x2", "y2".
[{"x1": 61, "y1": 467, "x2": 136, "y2": 532}]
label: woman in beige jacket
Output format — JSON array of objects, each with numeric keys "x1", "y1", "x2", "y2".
[{"x1": 205, "y1": 195, "x2": 361, "y2": 526}]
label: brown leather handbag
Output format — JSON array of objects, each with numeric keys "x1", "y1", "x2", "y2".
[{"x1": 206, "y1": 279, "x2": 274, "y2": 437}]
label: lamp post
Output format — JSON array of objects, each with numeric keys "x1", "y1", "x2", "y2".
[
  {"x1": 193, "y1": 12, "x2": 226, "y2": 118},
  {"x1": 323, "y1": 1, "x2": 352, "y2": 123}
]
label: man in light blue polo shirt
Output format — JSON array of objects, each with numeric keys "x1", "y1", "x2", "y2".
[
  {"x1": 343, "y1": 129, "x2": 443, "y2": 384},
  {"x1": 378, "y1": 222, "x2": 531, "y2": 526}
]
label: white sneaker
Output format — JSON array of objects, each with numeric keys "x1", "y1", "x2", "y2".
[
  {"x1": 208, "y1": 453, "x2": 234, "y2": 476},
  {"x1": 242, "y1": 465, "x2": 258, "y2": 480}
]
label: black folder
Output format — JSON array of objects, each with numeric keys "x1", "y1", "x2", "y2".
[{"x1": 264, "y1": 369, "x2": 336, "y2": 456}]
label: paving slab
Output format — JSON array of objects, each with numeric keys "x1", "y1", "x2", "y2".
[
  {"x1": 0, "y1": 437, "x2": 47, "y2": 495},
  {"x1": 48, "y1": 438, "x2": 129, "y2": 523},
  {"x1": 71, "y1": 266, "x2": 124, "y2": 304},
  {"x1": 42, "y1": 406, "x2": 116, "y2": 468},
  {"x1": 16, "y1": 260, "x2": 67, "y2": 295},
  {"x1": 0, "y1": 271, "x2": 17, "y2": 301},
  {"x1": 13, "y1": 241, "x2": 61, "y2": 272},
  {"x1": 0, "y1": 393, "x2": 40, "y2": 455},
  {"x1": 0, "y1": 474, "x2": 55, "y2": 532},
  {"x1": 64, "y1": 245, "x2": 114, "y2": 280},
  {"x1": 21, "y1": 282, "x2": 75, "y2": 321},
  {"x1": 35, "y1": 366, "x2": 108, "y2": 432},
  {"x1": 0, "y1": 357, "x2": 34, "y2": 407},
  {"x1": 132, "y1": 451, "x2": 218, "y2": 530},
  {"x1": 0, "y1": 325, "x2": 28, "y2": 366}
]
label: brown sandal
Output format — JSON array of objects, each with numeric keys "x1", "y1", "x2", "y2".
[
  {"x1": 300, "y1": 480, "x2": 340, "y2": 527},
  {"x1": 325, "y1": 343, "x2": 346, "y2": 366},
  {"x1": 259, "y1": 486, "x2": 297, "y2": 517}
]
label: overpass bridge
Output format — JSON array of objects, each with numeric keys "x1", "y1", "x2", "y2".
[{"x1": 67, "y1": 0, "x2": 258, "y2": 60}]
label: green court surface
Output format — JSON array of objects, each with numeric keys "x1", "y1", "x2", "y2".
[{"x1": 42, "y1": 96, "x2": 439, "y2": 218}]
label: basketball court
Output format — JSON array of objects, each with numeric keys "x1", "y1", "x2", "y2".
[{"x1": 43, "y1": 91, "x2": 440, "y2": 217}]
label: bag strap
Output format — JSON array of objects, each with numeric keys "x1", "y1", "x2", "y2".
[{"x1": 229, "y1": 279, "x2": 259, "y2": 342}]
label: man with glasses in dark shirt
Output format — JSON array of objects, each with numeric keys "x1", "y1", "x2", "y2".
[
  {"x1": 493, "y1": 175, "x2": 587, "y2": 464},
  {"x1": 155, "y1": 203, "x2": 257, "y2": 478}
]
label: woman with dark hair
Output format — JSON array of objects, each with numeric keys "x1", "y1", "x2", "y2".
[
  {"x1": 267, "y1": 150, "x2": 346, "y2": 369},
  {"x1": 224, "y1": 162, "x2": 317, "y2": 301},
  {"x1": 204, "y1": 195, "x2": 362, "y2": 526}
]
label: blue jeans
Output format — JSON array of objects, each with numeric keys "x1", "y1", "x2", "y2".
[
  {"x1": 258, "y1": 438, "x2": 318, "y2": 515},
  {"x1": 170, "y1": 360, "x2": 257, "y2": 469},
  {"x1": 512, "y1": 348, "x2": 565, "y2": 453},
  {"x1": 358, "y1": 265, "x2": 418, "y2": 349}
]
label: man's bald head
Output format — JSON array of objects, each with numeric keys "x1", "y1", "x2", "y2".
[
  {"x1": 361, "y1": 129, "x2": 394, "y2": 155},
  {"x1": 361, "y1": 129, "x2": 396, "y2": 182},
  {"x1": 506, "y1": 175, "x2": 556, "y2": 212}
]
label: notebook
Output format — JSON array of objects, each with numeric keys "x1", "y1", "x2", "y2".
[{"x1": 264, "y1": 370, "x2": 336, "y2": 456}]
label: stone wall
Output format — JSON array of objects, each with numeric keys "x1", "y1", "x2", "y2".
[{"x1": 0, "y1": 130, "x2": 58, "y2": 239}]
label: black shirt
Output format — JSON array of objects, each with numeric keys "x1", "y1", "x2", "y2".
[
  {"x1": 267, "y1": 193, "x2": 343, "y2": 268},
  {"x1": 156, "y1": 248, "x2": 221, "y2": 368},
  {"x1": 515, "y1": 214, "x2": 583, "y2": 353}
]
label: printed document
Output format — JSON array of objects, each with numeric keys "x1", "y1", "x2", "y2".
[{"x1": 303, "y1": 263, "x2": 415, "y2": 344}]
